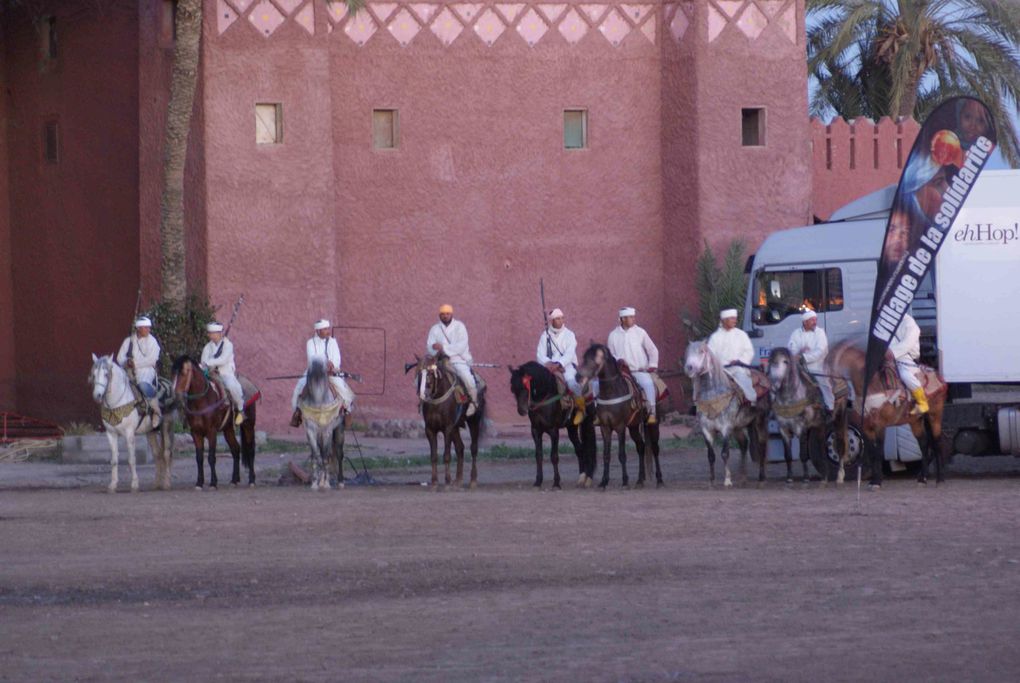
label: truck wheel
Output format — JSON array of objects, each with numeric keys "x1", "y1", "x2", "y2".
[{"x1": 814, "y1": 425, "x2": 864, "y2": 481}]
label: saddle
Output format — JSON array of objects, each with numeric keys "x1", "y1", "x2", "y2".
[
  {"x1": 543, "y1": 364, "x2": 578, "y2": 411},
  {"x1": 452, "y1": 370, "x2": 486, "y2": 404},
  {"x1": 618, "y1": 362, "x2": 670, "y2": 402},
  {"x1": 208, "y1": 372, "x2": 262, "y2": 409},
  {"x1": 866, "y1": 361, "x2": 946, "y2": 413}
]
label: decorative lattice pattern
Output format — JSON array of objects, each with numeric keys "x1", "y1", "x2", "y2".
[{"x1": 216, "y1": 0, "x2": 799, "y2": 47}]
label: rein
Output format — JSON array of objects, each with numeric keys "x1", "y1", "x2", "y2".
[
  {"x1": 178, "y1": 365, "x2": 227, "y2": 417},
  {"x1": 521, "y1": 374, "x2": 563, "y2": 412},
  {"x1": 420, "y1": 366, "x2": 458, "y2": 406}
]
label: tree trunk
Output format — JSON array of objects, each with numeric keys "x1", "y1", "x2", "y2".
[
  {"x1": 159, "y1": 0, "x2": 202, "y2": 307},
  {"x1": 896, "y1": 63, "x2": 921, "y2": 121}
]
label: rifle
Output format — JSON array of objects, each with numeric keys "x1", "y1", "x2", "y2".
[
  {"x1": 540, "y1": 278, "x2": 552, "y2": 359},
  {"x1": 214, "y1": 294, "x2": 245, "y2": 359},
  {"x1": 125, "y1": 286, "x2": 142, "y2": 381},
  {"x1": 266, "y1": 371, "x2": 363, "y2": 382}
]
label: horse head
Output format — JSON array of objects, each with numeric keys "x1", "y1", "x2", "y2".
[
  {"x1": 767, "y1": 347, "x2": 794, "y2": 390},
  {"x1": 683, "y1": 341, "x2": 712, "y2": 378},
  {"x1": 170, "y1": 355, "x2": 197, "y2": 403},
  {"x1": 509, "y1": 361, "x2": 551, "y2": 417},
  {"x1": 416, "y1": 353, "x2": 451, "y2": 401},
  {"x1": 577, "y1": 343, "x2": 611, "y2": 385},
  {"x1": 88, "y1": 353, "x2": 114, "y2": 404}
]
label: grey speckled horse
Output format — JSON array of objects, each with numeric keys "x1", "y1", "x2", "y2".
[{"x1": 299, "y1": 359, "x2": 346, "y2": 491}]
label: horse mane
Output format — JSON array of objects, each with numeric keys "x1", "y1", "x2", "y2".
[
  {"x1": 767, "y1": 346, "x2": 801, "y2": 394},
  {"x1": 510, "y1": 361, "x2": 557, "y2": 397},
  {"x1": 171, "y1": 354, "x2": 199, "y2": 375},
  {"x1": 307, "y1": 358, "x2": 327, "y2": 383}
]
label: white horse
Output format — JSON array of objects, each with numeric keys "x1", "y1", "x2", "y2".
[
  {"x1": 683, "y1": 341, "x2": 770, "y2": 487},
  {"x1": 88, "y1": 354, "x2": 172, "y2": 492},
  {"x1": 299, "y1": 359, "x2": 346, "y2": 491}
]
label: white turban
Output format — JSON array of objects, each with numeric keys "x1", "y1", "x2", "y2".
[
  {"x1": 134, "y1": 316, "x2": 152, "y2": 328},
  {"x1": 206, "y1": 322, "x2": 224, "y2": 333},
  {"x1": 619, "y1": 306, "x2": 636, "y2": 317},
  {"x1": 314, "y1": 319, "x2": 331, "y2": 330},
  {"x1": 549, "y1": 308, "x2": 564, "y2": 319},
  {"x1": 720, "y1": 308, "x2": 738, "y2": 320},
  {"x1": 801, "y1": 309, "x2": 817, "y2": 322}
]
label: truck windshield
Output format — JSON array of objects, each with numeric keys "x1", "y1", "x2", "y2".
[{"x1": 752, "y1": 268, "x2": 844, "y2": 325}]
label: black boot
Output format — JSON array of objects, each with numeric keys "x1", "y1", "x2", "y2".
[{"x1": 289, "y1": 408, "x2": 302, "y2": 428}]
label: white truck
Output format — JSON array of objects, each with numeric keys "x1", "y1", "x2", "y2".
[{"x1": 743, "y1": 169, "x2": 1020, "y2": 474}]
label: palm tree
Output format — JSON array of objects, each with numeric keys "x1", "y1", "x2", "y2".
[
  {"x1": 807, "y1": 0, "x2": 1020, "y2": 165},
  {"x1": 160, "y1": 0, "x2": 363, "y2": 306}
]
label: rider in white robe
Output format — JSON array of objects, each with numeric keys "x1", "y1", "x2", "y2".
[
  {"x1": 200, "y1": 322, "x2": 245, "y2": 425},
  {"x1": 538, "y1": 309, "x2": 587, "y2": 426},
  {"x1": 787, "y1": 309, "x2": 833, "y2": 410},
  {"x1": 607, "y1": 306, "x2": 659, "y2": 424},
  {"x1": 116, "y1": 316, "x2": 162, "y2": 423},
  {"x1": 427, "y1": 304, "x2": 478, "y2": 416},
  {"x1": 889, "y1": 313, "x2": 928, "y2": 414},
  {"x1": 706, "y1": 308, "x2": 756, "y2": 402},
  {"x1": 290, "y1": 320, "x2": 356, "y2": 426}
]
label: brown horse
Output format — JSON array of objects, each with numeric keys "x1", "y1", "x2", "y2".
[
  {"x1": 829, "y1": 342, "x2": 947, "y2": 488},
  {"x1": 408, "y1": 353, "x2": 486, "y2": 489},
  {"x1": 576, "y1": 344, "x2": 665, "y2": 489},
  {"x1": 171, "y1": 356, "x2": 258, "y2": 489}
]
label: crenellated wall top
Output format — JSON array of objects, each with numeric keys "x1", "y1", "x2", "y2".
[{"x1": 214, "y1": 0, "x2": 800, "y2": 48}]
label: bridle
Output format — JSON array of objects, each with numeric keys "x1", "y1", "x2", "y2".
[
  {"x1": 519, "y1": 373, "x2": 562, "y2": 411},
  {"x1": 419, "y1": 361, "x2": 456, "y2": 405}
]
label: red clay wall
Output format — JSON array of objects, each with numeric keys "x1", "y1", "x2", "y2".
[
  {"x1": 0, "y1": 17, "x2": 14, "y2": 410},
  {"x1": 3, "y1": 2, "x2": 140, "y2": 423},
  {"x1": 202, "y1": 0, "x2": 810, "y2": 430},
  {"x1": 811, "y1": 116, "x2": 920, "y2": 220}
]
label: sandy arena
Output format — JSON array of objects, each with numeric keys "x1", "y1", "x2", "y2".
[{"x1": 2, "y1": 444, "x2": 1019, "y2": 682}]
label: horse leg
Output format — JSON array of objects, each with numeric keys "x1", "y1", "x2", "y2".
[
  {"x1": 598, "y1": 424, "x2": 612, "y2": 490},
  {"x1": 779, "y1": 431, "x2": 793, "y2": 484},
  {"x1": 223, "y1": 426, "x2": 242, "y2": 486},
  {"x1": 159, "y1": 416, "x2": 174, "y2": 490},
  {"x1": 192, "y1": 432, "x2": 205, "y2": 490},
  {"x1": 106, "y1": 429, "x2": 120, "y2": 494},
  {"x1": 147, "y1": 431, "x2": 163, "y2": 491},
  {"x1": 242, "y1": 420, "x2": 257, "y2": 487},
  {"x1": 632, "y1": 424, "x2": 647, "y2": 488},
  {"x1": 703, "y1": 430, "x2": 716, "y2": 487},
  {"x1": 618, "y1": 429, "x2": 629, "y2": 489},
  {"x1": 427, "y1": 428, "x2": 439, "y2": 488},
  {"x1": 532, "y1": 425, "x2": 544, "y2": 488},
  {"x1": 307, "y1": 424, "x2": 322, "y2": 491},
  {"x1": 721, "y1": 435, "x2": 733, "y2": 488},
  {"x1": 468, "y1": 417, "x2": 480, "y2": 490},
  {"x1": 207, "y1": 434, "x2": 218, "y2": 490},
  {"x1": 868, "y1": 434, "x2": 884, "y2": 489},
  {"x1": 442, "y1": 430, "x2": 454, "y2": 486},
  {"x1": 550, "y1": 428, "x2": 561, "y2": 490},
  {"x1": 800, "y1": 429, "x2": 814, "y2": 485},
  {"x1": 334, "y1": 426, "x2": 345, "y2": 489},
  {"x1": 648, "y1": 422, "x2": 663, "y2": 487},
  {"x1": 126, "y1": 426, "x2": 139, "y2": 493},
  {"x1": 567, "y1": 423, "x2": 584, "y2": 485},
  {"x1": 452, "y1": 429, "x2": 466, "y2": 487},
  {"x1": 734, "y1": 430, "x2": 751, "y2": 486},
  {"x1": 914, "y1": 419, "x2": 930, "y2": 486}
]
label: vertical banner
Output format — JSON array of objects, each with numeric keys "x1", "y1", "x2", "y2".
[{"x1": 864, "y1": 97, "x2": 997, "y2": 390}]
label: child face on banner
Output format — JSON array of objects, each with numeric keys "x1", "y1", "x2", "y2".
[{"x1": 958, "y1": 100, "x2": 990, "y2": 147}]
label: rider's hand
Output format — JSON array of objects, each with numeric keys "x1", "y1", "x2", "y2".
[
  {"x1": 432, "y1": 343, "x2": 443, "y2": 352},
  {"x1": 125, "y1": 360, "x2": 134, "y2": 369},
  {"x1": 648, "y1": 367, "x2": 658, "y2": 373}
]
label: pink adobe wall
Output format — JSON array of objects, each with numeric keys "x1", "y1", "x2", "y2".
[
  {"x1": 138, "y1": 0, "x2": 208, "y2": 305},
  {"x1": 0, "y1": 18, "x2": 14, "y2": 411},
  {"x1": 200, "y1": 0, "x2": 811, "y2": 430},
  {"x1": 3, "y1": 2, "x2": 140, "y2": 424},
  {"x1": 810, "y1": 116, "x2": 920, "y2": 220}
]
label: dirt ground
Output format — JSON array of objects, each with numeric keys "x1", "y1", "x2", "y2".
[{"x1": 2, "y1": 443, "x2": 1020, "y2": 682}]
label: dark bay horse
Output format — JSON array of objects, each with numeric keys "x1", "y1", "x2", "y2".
[
  {"x1": 767, "y1": 347, "x2": 850, "y2": 485},
  {"x1": 408, "y1": 353, "x2": 486, "y2": 488},
  {"x1": 684, "y1": 341, "x2": 770, "y2": 487},
  {"x1": 829, "y1": 342, "x2": 947, "y2": 488},
  {"x1": 509, "y1": 361, "x2": 596, "y2": 489},
  {"x1": 172, "y1": 356, "x2": 258, "y2": 489},
  {"x1": 576, "y1": 344, "x2": 664, "y2": 489}
]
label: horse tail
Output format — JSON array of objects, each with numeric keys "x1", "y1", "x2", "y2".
[{"x1": 475, "y1": 388, "x2": 489, "y2": 440}]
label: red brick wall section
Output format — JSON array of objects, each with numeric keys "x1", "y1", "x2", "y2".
[
  {"x1": 811, "y1": 116, "x2": 921, "y2": 220},
  {"x1": 4, "y1": 2, "x2": 140, "y2": 424},
  {"x1": 0, "y1": 16, "x2": 15, "y2": 410}
]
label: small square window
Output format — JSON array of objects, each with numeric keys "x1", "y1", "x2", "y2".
[
  {"x1": 373, "y1": 109, "x2": 398, "y2": 149},
  {"x1": 41, "y1": 16, "x2": 57, "y2": 60},
  {"x1": 255, "y1": 103, "x2": 283, "y2": 144},
  {"x1": 43, "y1": 121, "x2": 59, "y2": 163},
  {"x1": 741, "y1": 107, "x2": 765, "y2": 147},
  {"x1": 564, "y1": 109, "x2": 587, "y2": 149}
]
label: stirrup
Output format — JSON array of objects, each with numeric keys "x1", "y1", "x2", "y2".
[
  {"x1": 646, "y1": 413, "x2": 657, "y2": 425},
  {"x1": 290, "y1": 408, "x2": 302, "y2": 428},
  {"x1": 234, "y1": 409, "x2": 245, "y2": 426}
]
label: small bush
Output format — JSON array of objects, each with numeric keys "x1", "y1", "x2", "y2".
[
  {"x1": 145, "y1": 295, "x2": 218, "y2": 376},
  {"x1": 681, "y1": 239, "x2": 748, "y2": 340}
]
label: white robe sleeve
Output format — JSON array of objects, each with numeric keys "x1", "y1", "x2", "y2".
[
  {"x1": 641, "y1": 329, "x2": 659, "y2": 369},
  {"x1": 606, "y1": 328, "x2": 624, "y2": 359},
  {"x1": 737, "y1": 331, "x2": 754, "y2": 365},
  {"x1": 135, "y1": 337, "x2": 160, "y2": 371},
  {"x1": 328, "y1": 338, "x2": 341, "y2": 368},
  {"x1": 203, "y1": 339, "x2": 234, "y2": 370},
  {"x1": 443, "y1": 322, "x2": 470, "y2": 359},
  {"x1": 560, "y1": 329, "x2": 578, "y2": 367},
  {"x1": 116, "y1": 337, "x2": 131, "y2": 366},
  {"x1": 802, "y1": 329, "x2": 828, "y2": 366},
  {"x1": 537, "y1": 332, "x2": 552, "y2": 365},
  {"x1": 426, "y1": 324, "x2": 442, "y2": 356}
]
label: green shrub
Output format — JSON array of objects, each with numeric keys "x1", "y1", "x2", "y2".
[
  {"x1": 145, "y1": 295, "x2": 218, "y2": 376},
  {"x1": 681, "y1": 239, "x2": 748, "y2": 340}
]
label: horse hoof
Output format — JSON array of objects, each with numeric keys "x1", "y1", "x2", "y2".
[
  {"x1": 635, "y1": 481, "x2": 644, "y2": 490},
  {"x1": 310, "y1": 483, "x2": 319, "y2": 492},
  {"x1": 552, "y1": 484, "x2": 561, "y2": 491},
  {"x1": 194, "y1": 486, "x2": 203, "y2": 491},
  {"x1": 209, "y1": 486, "x2": 217, "y2": 491},
  {"x1": 468, "y1": 481, "x2": 477, "y2": 490},
  {"x1": 337, "y1": 482, "x2": 345, "y2": 489},
  {"x1": 249, "y1": 482, "x2": 256, "y2": 489},
  {"x1": 868, "y1": 484, "x2": 882, "y2": 492},
  {"x1": 577, "y1": 474, "x2": 586, "y2": 486},
  {"x1": 533, "y1": 481, "x2": 542, "y2": 489},
  {"x1": 130, "y1": 484, "x2": 139, "y2": 493},
  {"x1": 620, "y1": 484, "x2": 629, "y2": 490},
  {"x1": 656, "y1": 481, "x2": 664, "y2": 489},
  {"x1": 784, "y1": 478, "x2": 793, "y2": 485},
  {"x1": 106, "y1": 485, "x2": 117, "y2": 494},
  {"x1": 917, "y1": 480, "x2": 928, "y2": 487},
  {"x1": 584, "y1": 477, "x2": 594, "y2": 489},
  {"x1": 724, "y1": 481, "x2": 733, "y2": 488}
]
